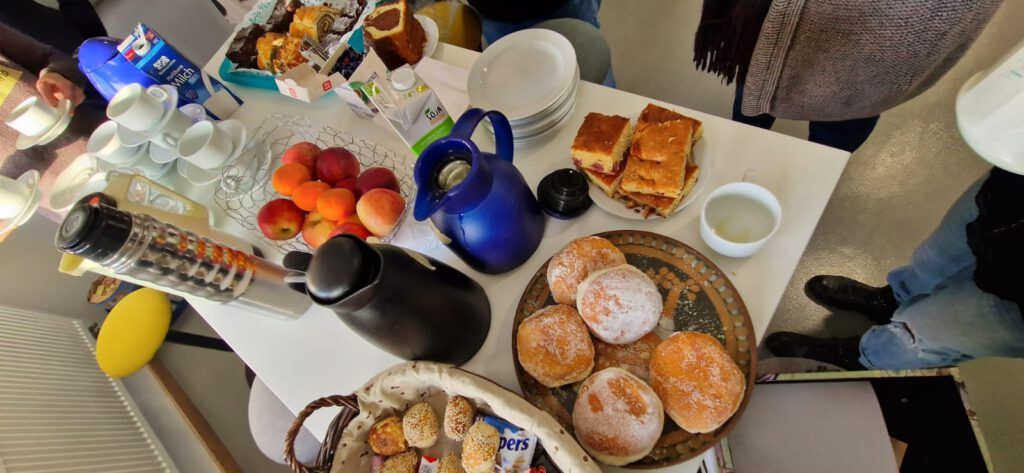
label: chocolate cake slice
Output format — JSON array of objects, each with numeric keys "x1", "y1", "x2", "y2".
[
  {"x1": 363, "y1": 0, "x2": 426, "y2": 70},
  {"x1": 226, "y1": 24, "x2": 265, "y2": 69}
]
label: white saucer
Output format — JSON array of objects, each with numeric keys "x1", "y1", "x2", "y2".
[
  {"x1": 588, "y1": 140, "x2": 712, "y2": 220},
  {"x1": 415, "y1": 15, "x2": 439, "y2": 59},
  {"x1": 49, "y1": 154, "x2": 104, "y2": 212},
  {"x1": 177, "y1": 158, "x2": 222, "y2": 185},
  {"x1": 16, "y1": 100, "x2": 72, "y2": 150},
  {"x1": 149, "y1": 142, "x2": 178, "y2": 163},
  {"x1": 219, "y1": 119, "x2": 249, "y2": 162},
  {"x1": 468, "y1": 29, "x2": 577, "y2": 121},
  {"x1": 0, "y1": 170, "x2": 41, "y2": 233}
]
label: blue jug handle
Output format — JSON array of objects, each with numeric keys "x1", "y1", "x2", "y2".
[{"x1": 450, "y1": 108, "x2": 514, "y2": 162}]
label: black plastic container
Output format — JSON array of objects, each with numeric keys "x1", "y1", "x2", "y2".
[{"x1": 537, "y1": 168, "x2": 592, "y2": 220}]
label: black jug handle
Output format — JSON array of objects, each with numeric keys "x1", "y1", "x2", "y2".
[{"x1": 450, "y1": 108, "x2": 514, "y2": 163}]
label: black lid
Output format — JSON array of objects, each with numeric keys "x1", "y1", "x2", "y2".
[
  {"x1": 56, "y1": 203, "x2": 133, "y2": 261},
  {"x1": 304, "y1": 235, "x2": 376, "y2": 305},
  {"x1": 537, "y1": 169, "x2": 592, "y2": 219}
]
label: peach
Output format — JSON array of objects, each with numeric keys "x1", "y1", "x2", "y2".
[
  {"x1": 335, "y1": 176, "x2": 360, "y2": 199},
  {"x1": 356, "y1": 188, "x2": 406, "y2": 236},
  {"x1": 257, "y1": 199, "x2": 305, "y2": 240},
  {"x1": 329, "y1": 221, "x2": 372, "y2": 240},
  {"x1": 291, "y1": 181, "x2": 331, "y2": 212},
  {"x1": 281, "y1": 141, "x2": 320, "y2": 177},
  {"x1": 316, "y1": 147, "x2": 359, "y2": 185},
  {"x1": 272, "y1": 163, "x2": 312, "y2": 196},
  {"x1": 316, "y1": 188, "x2": 357, "y2": 221},
  {"x1": 301, "y1": 211, "x2": 337, "y2": 249},
  {"x1": 356, "y1": 167, "x2": 400, "y2": 195}
]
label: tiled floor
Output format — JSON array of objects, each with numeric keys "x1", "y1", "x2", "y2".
[{"x1": 90, "y1": 2, "x2": 1024, "y2": 471}]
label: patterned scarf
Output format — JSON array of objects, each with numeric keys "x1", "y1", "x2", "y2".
[{"x1": 693, "y1": 0, "x2": 773, "y2": 85}]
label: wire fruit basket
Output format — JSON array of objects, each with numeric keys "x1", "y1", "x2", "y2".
[{"x1": 214, "y1": 115, "x2": 416, "y2": 253}]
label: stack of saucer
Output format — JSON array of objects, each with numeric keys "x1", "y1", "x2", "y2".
[{"x1": 467, "y1": 29, "x2": 579, "y2": 146}]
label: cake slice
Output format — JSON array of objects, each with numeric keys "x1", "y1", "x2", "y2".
[
  {"x1": 637, "y1": 103, "x2": 704, "y2": 142},
  {"x1": 290, "y1": 5, "x2": 341, "y2": 43},
  {"x1": 619, "y1": 138, "x2": 688, "y2": 198},
  {"x1": 571, "y1": 113, "x2": 632, "y2": 174},
  {"x1": 630, "y1": 120, "x2": 693, "y2": 163},
  {"x1": 619, "y1": 162, "x2": 700, "y2": 217},
  {"x1": 581, "y1": 166, "x2": 625, "y2": 198},
  {"x1": 363, "y1": 0, "x2": 426, "y2": 70}
]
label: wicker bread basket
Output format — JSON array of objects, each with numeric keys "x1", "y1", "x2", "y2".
[{"x1": 285, "y1": 361, "x2": 601, "y2": 473}]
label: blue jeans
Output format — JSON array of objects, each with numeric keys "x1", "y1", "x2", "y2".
[
  {"x1": 479, "y1": 0, "x2": 616, "y2": 88},
  {"x1": 732, "y1": 85, "x2": 880, "y2": 153},
  {"x1": 858, "y1": 177, "x2": 1024, "y2": 369}
]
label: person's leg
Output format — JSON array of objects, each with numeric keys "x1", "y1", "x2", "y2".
[
  {"x1": 732, "y1": 83, "x2": 776, "y2": 130},
  {"x1": 859, "y1": 279, "x2": 1024, "y2": 369},
  {"x1": 887, "y1": 176, "x2": 986, "y2": 303},
  {"x1": 807, "y1": 115, "x2": 880, "y2": 153}
]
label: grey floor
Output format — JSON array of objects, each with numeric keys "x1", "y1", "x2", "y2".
[{"x1": 87, "y1": 1, "x2": 1024, "y2": 472}]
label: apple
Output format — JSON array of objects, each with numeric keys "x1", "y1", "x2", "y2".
[
  {"x1": 329, "y1": 221, "x2": 372, "y2": 240},
  {"x1": 301, "y1": 211, "x2": 338, "y2": 249},
  {"x1": 356, "y1": 188, "x2": 406, "y2": 236},
  {"x1": 281, "y1": 142, "x2": 321, "y2": 177},
  {"x1": 335, "y1": 176, "x2": 361, "y2": 198},
  {"x1": 316, "y1": 147, "x2": 359, "y2": 186},
  {"x1": 356, "y1": 167, "x2": 400, "y2": 195},
  {"x1": 257, "y1": 199, "x2": 305, "y2": 240}
]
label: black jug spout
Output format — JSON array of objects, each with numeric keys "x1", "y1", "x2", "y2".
[{"x1": 303, "y1": 235, "x2": 492, "y2": 365}]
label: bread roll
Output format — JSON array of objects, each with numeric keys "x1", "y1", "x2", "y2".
[
  {"x1": 650, "y1": 331, "x2": 745, "y2": 433},
  {"x1": 369, "y1": 416, "x2": 407, "y2": 456},
  {"x1": 572, "y1": 368, "x2": 664, "y2": 466},
  {"x1": 437, "y1": 452, "x2": 466, "y2": 473},
  {"x1": 461, "y1": 420, "x2": 499, "y2": 473},
  {"x1": 402, "y1": 402, "x2": 439, "y2": 448},
  {"x1": 380, "y1": 450, "x2": 419, "y2": 473},
  {"x1": 593, "y1": 331, "x2": 662, "y2": 382},
  {"x1": 444, "y1": 396, "x2": 476, "y2": 440},
  {"x1": 547, "y1": 236, "x2": 626, "y2": 305},
  {"x1": 576, "y1": 265, "x2": 662, "y2": 344},
  {"x1": 517, "y1": 304, "x2": 595, "y2": 387}
]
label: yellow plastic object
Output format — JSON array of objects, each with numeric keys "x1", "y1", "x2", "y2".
[
  {"x1": 96, "y1": 288, "x2": 172, "y2": 378},
  {"x1": 417, "y1": 1, "x2": 482, "y2": 51}
]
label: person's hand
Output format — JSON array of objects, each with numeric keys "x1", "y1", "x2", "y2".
[{"x1": 36, "y1": 71, "x2": 85, "y2": 110}]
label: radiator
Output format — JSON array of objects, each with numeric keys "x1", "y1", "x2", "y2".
[{"x1": 0, "y1": 307, "x2": 178, "y2": 473}]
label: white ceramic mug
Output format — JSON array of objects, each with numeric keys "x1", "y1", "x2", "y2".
[
  {"x1": 88, "y1": 121, "x2": 142, "y2": 164},
  {"x1": 148, "y1": 108, "x2": 194, "y2": 149},
  {"x1": 0, "y1": 174, "x2": 32, "y2": 219},
  {"x1": 5, "y1": 97, "x2": 61, "y2": 137},
  {"x1": 700, "y1": 181, "x2": 782, "y2": 258},
  {"x1": 178, "y1": 121, "x2": 234, "y2": 169},
  {"x1": 107, "y1": 84, "x2": 169, "y2": 131}
]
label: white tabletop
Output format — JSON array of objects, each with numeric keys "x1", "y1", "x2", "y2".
[{"x1": 193, "y1": 43, "x2": 849, "y2": 472}]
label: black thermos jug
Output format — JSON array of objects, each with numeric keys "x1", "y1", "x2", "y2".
[{"x1": 286, "y1": 235, "x2": 491, "y2": 365}]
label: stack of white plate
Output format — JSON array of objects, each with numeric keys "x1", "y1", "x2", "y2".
[{"x1": 468, "y1": 29, "x2": 580, "y2": 146}]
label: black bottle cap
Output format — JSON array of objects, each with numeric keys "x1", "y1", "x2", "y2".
[
  {"x1": 537, "y1": 168, "x2": 592, "y2": 219},
  {"x1": 56, "y1": 203, "x2": 133, "y2": 262}
]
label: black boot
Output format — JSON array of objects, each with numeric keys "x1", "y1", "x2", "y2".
[
  {"x1": 764, "y1": 332, "x2": 866, "y2": 371},
  {"x1": 805, "y1": 275, "x2": 899, "y2": 324}
]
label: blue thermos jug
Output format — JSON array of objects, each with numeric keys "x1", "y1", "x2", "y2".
[{"x1": 413, "y1": 109, "x2": 546, "y2": 274}]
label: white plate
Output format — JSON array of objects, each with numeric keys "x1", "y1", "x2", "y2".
[
  {"x1": 468, "y1": 29, "x2": 576, "y2": 120},
  {"x1": 16, "y1": 100, "x2": 72, "y2": 150},
  {"x1": 0, "y1": 170, "x2": 41, "y2": 233},
  {"x1": 49, "y1": 154, "x2": 103, "y2": 211},
  {"x1": 415, "y1": 15, "x2": 439, "y2": 59},
  {"x1": 507, "y1": 64, "x2": 579, "y2": 126},
  {"x1": 487, "y1": 72, "x2": 579, "y2": 139},
  {"x1": 588, "y1": 139, "x2": 712, "y2": 219}
]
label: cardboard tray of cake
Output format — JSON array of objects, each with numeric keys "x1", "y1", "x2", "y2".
[{"x1": 218, "y1": 0, "x2": 377, "y2": 100}]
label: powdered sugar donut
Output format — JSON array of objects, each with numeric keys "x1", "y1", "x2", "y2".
[
  {"x1": 547, "y1": 236, "x2": 627, "y2": 305},
  {"x1": 572, "y1": 367, "x2": 664, "y2": 466},
  {"x1": 576, "y1": 265, "x2": 662, "y2": 344}
]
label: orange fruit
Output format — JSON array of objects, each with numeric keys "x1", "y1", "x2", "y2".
[
  {"x1": 316, "y1": 188, "x2": 357, "y2": 221},
  {"x1": 291, "y1": 181, "x2": 331, "y2": 211},
  {"x1": 272, "y1": 163, "x2": 312, "y2": 196}
]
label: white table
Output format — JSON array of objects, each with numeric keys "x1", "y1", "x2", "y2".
[{"x1": 193, "y1": 43, "x2": 849, "y2": 472}]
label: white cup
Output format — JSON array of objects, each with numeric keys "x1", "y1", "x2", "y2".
[
  {"x1": 178, "y1": 121, "x2": 235, "y2": 169},
  {"x1": 5, "y1": 97, "x2": 61, "y2": 137},
  {"x1": 0, "y1": 174, "x2": 33, "y2": 219},
  {"x1": 700, "y1": 182, "x2": 782, "y2": 258},
  {"x1": 107, "y1": 84, "x2": 170, "y2": 131},
  {"x1": 148, "y1": 108, "x2": 194, "y2": 149},
  {"x1": 88, "y1": 121, "x2": 142, "y2": 164}
]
